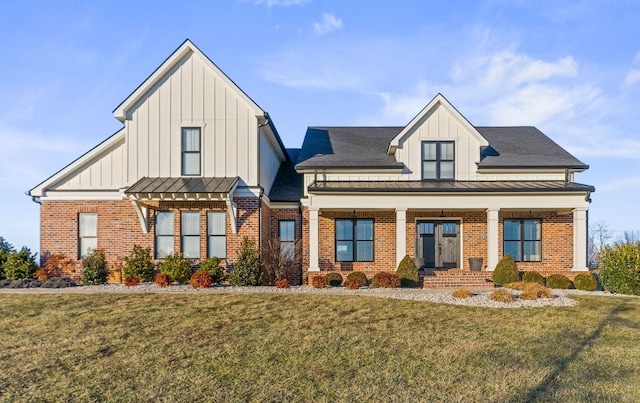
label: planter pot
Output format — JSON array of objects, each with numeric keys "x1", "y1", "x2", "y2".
[
  {"x1": 468, "y1": 257, "x2": 483, "y2": 272},
  {"x1": 413, "y1": 258, "x2": 425, "y2": 270}
]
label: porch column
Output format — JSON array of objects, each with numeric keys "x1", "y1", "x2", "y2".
[
  {"x1": 396, "y1": 208, "x2": 407, "y2": 266},
  {"x1": 573, "y1": 207, "x2": 588, "y2": 271},
  {"x1": 487, "y1": 208, "x2": 500, "y2": 271},
  {"x1": 309, "y1": 208, "x2": 320, "y2": 272}
]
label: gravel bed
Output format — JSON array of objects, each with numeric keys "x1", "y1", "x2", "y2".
[{"x1": 0, "y1": 283, "x2": 590, "y2": 308}]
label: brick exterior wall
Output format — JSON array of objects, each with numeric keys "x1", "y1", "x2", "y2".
[
  {"x1": 301, "y1": 208, "x2": 577, "y2": 286},
  {"x1": 265, "y1": 207, "x2": 303, "y2": 285},
  {"x1": 40, "y1": 197, "x2": 261, "y2": 283}
]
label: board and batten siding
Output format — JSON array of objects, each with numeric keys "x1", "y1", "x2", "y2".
[
  {"x1": 49, "y1": 133, "x2": 127, "y2": 190},
  {"x1": 125, "y1": 51, "x2": 259, "y2": 187},
  {"x1": 259, "y1": 129, "x2": 282, "y2": 195}
]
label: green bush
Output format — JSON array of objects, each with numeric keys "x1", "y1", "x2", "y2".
[
  {"x1": 346, "y1": 271, "x2": 368, "y2": 286},
  {"x1": 396, "y1": 255, "x2": 419, "y2": 287},
  {"x1": 123, "y1": 245, "x2": 155, "y2": 282},
  {"x1": 522, "y1": 271, "x2": 544, "y2": 285},
  {"x1": 200, "y1": 257, "x2": 224, "y2": 284},
  {"x1": 325, "y1": 272, "x2": 343, "y2": 287},
  {"x1": 546, "y1": 274, "x2": 571, "y2": 289},
  {"x1": 0, "y1": 237, "x2": 16, "y2": 280},
  {"x1": 228, "y1": 237, "x2": 263, "y2": 286},
  {"x1": 600, "y1": 242, "x2": 640, "y2": 295},
  {"x1": 573, "y1": 272, "x2": 598, "y2": 291},
  {"x1": 81, "y1": 249, "x2": 108, "y2": 285},
  {"x1": 3, "y1": 247, "x2": 38, "y2": 280},
  {"x1": 492, "y1": 255, "x2": 520, "y2": 286},
  {"x1": 158, "y1": 253, "x2": 193, "y2": 284}
]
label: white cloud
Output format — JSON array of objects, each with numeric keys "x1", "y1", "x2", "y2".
[
  {"x1": 253, "y1": 0, "x2": 309, "y2": 7},
  {"x1": 597, "y1": 175, "x2": 640, "y2": 192},
  {"x1": 313, "y1": 13, "x2": 343, "y2": 35}
]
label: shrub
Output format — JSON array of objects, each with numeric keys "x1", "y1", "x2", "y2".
[
  {"x1": 452, "y1": 289, "x2": 473, "y2": 299},
  {"x1": 519, "y1": 290, "x2": 538, "y2": 300},
  {"x1": 573, "y1": 272, "x2": 598, "y2": 291},
  {"x1": 371, "y1": 272, "x2": 400, "y2": 288},
  {"x1": 600, "y1": 242, "x2": 640, "y2": 295},
  {"x1": 123, "y1": 245, "x2": 155, "y2": 282},
  {"x1": 311, "y1": 275, "x2": 327, "y2": 289},
  {"x1": 158, "y1": 253, "x2": 193, "y2": 284},
  {"x1": 228, "y1": 237, "x2": 263, "y2": 286},
  {"x1": 154, "y1": 273, "x2": 173, "y2": 287},
  {"x1": 275, "y1": 278, "x2": 290, "y2": 288},
  {"x1": 41, "y1": 277, "x2": 76, "y2": 288},
  {"x1": 325, "y1": 272, "x2": 343, "y2": 287},
  {"x1": 36, "y1": 253, "x2": 72, "y2": 281},
  {"x1": 0, "y1": 237, "x2": 15, "y2": 279},
  {"x1": 81, "y1": 249, "x2": 108, "y2": 285},
  {"x1": 0, "y1": 279, "x2": 41, "y2": 289},
  {"x1": 346, "y1": 271, "x2": 368, "y2": 287},
  {"x1": 124, "y1": 276, "x2": 140, "y2": 286},
  {"x1": 522, "y1": 271, "x2": 544, "y2": 285},
  {"x1": 200, "y1": 257, "x2": 224, "y2": 284},
  {"x1": 190, "y1": 269, "x2": 212, "y2": 289},
  {"x1": 504, "y1": 282, "x2": 527, "y2": 291},
  {"x1": 546, "y1": 274, "x2": 571, "y2": 289},
  {"x1": 519, "y1": 283, "x2": 553, "y2": 300},
  {"x1": 345, "y1": 278, "x2": 363, "y2": 290},
  {"x1": 396, "y1": 255, "x2": 419, "y2": 287},
  {"x1": 489, "y1": 288, "x2": 515, "y2": 303},
  {"x1": 492, "y1": 255, "x2": 520, "y2": 286},
  {"x1": 3, "y1": 247, "x2": 38, "y2": 280}
]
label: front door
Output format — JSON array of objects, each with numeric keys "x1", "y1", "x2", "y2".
[{"x1": 417, "y1": 221, "x2": 460, "y2": 269}]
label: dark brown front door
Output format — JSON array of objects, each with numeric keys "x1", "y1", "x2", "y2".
[{"x1": 417, "y1": 221, "x2": 460, "y2": 269}]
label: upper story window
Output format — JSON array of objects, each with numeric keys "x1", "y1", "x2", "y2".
[
  {"x1": 182, "y1": 128, "x2": 201, "y2": 176},
  {"x1": 78, "y1": 213, "x2": 97, "y2": 259},
  {"x1": 422, "y1": 141, "x2": 454, "y2": 180}
]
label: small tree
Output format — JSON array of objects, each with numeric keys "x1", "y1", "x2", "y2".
[
  {"x1": 122, "y1": 245, "x2": 155, "y2": 282},
  {"x1": 4, "y1": 247, "x2": 38, "y2": 280},
  {"x1": 261, "y1": 239, "x2": 302, "y2": 285},
  {"x1": 228, "y1": 236, "x2": 263, "y2": 286},
  {"x1": 0, "y1": 237, "x2": 16, "y2": 279},
  {"x1": 158, "y1": 253, "x2": 193, "y2": 284},
  {"x1": 396, "y1": 255, "x2": 419, "y2": 287},
  {"x1": 81, "y1": 249, "x2": 108, "y2": 285}
]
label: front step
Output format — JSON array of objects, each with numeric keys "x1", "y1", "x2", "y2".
[{"x1": 420, "y1": 269, "x2": 494, "y2": 289}]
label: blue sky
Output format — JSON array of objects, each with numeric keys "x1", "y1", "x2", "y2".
[{"x1": 1, "y1": 0, "x2": 639, "y2": 253}]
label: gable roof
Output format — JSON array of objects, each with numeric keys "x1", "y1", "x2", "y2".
[
  {"x1": 477, "y1": 127, "x2": 588, "y2": 170},
  {"x1": 295, "y1": 127, "x2": 404, "y2": 170},
  {"x1": 113, "y1": 39, "x2": 264, "y2": 121},
  {"x1": 387, "y1": 93, "x2": 489, "y2": 154}
]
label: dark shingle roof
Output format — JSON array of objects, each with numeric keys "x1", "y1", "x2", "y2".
[
  {"x1": 476, "y1": 127, "x2": 588, "y2": 169},
  {"x1": 126, "y1": 177, "x2": 238, "y2": 194},
  {"x1": 269, "y1": 149, "x2": 304, "y2": 202},
  {"x1": 295, "y1": 125, "x2": 587, "y2": 171},
  {"x1": 308, "y1": 180, "x2": 595, "y2": 193},
  {"x1": 295, "y1": 127, "x2": 404, "y2": 170}
]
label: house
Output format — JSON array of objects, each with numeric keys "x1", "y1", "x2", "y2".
[{"x1": 28, "y1": 40, "x2": 594, "y2": 287}]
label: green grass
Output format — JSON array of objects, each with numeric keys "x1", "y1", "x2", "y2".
[{"x1": 1, "y1": 293, "x2": 639, "y2": 402}]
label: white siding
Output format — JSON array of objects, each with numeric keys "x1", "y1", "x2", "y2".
[
  {"x1": 259, "y1": 129, "x2": 282, "y2": 195},
  {"x1": 50, "y1": 136, "x2": 126, "y2": 190},
  {"x1": 125, "y1": 51, "x2": 259, "y2": 187}
]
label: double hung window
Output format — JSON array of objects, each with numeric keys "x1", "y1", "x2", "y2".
[
  {"x1": 155, "y1": 211, "x2": 174, "y2": 258},
  {"x1": 207, "y1": 211, "x2": 226, "y2": 259},
  {"x1": 182, "y1": 128, "x2": 201, "y2": 176},
  {"x1": 181, "y1": 211, "x2": 200, "y2": 259},
  {"x1": 279, "y1": 220, "x2": 295, "y2": 259},
  {"x1": 78, "y1": 213, "x2": 97, "y2": 258}
]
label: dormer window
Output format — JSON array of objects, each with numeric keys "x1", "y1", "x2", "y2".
[
  {"x1": 182, "y1": 128, "x2": 201, "y2": 176},
  {"x1": 422, "y1": 141, "x2": 454, "y2": 180}
]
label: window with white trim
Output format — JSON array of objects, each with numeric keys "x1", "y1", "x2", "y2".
[
  {"x1": 78, "y1": 213, "x2": 97, "y2": 258},
  {"x1": 182, "y1": 127, "x2": 201, "y2": 176},
  {"x1": 207, "y1": 211, "x2": 226, "y2": 259},
  {"x1": 155, "y1": 211, "x2": 174, "y2": 259},
  {"x1": 181, "y1": 211, "x2": 200, "y2": 259}
]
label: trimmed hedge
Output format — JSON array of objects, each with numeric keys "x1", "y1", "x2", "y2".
[
  {"x1": 346, "y1": 271, "x2": 368, "y2": 286},
  {"x1": 325, "y1": 272, "x2": 343, "y2": 287},
  {"x1": 573, "y1": 272, "x2": 598, "y2": 291},
  {"x1": 492, "y1": 255, "x2": 520, "y2": 286},
  {"x1": 371, "y1": 272, "x2": 400, "y2": 288},
  {"x1": 546, "y1": 274, "x2": 571, "y2": 289},
  {"x1": 522, "y1": 271, "x2": 544, "y2": 285},
  {"x1": 396, "y1": 256, "x2": 419, "y2": 287}
]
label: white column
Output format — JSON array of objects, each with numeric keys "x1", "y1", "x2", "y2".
[
  {"x1": 573, "y1": 208, "x2": 588, "y2": 271},
  {"x1": 309, "y1": 208, "x2": 320, "y2": 271},
  {"x1": 396, "y1": 208, "x2": 407, "y2": 267},
  {"x1": 487, "y1": 208, "x2": 500, "y2": 271}
]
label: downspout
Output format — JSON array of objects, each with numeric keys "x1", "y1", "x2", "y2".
[{"x1": 257, "y1": 116, "x2": 270, "y2": 258}]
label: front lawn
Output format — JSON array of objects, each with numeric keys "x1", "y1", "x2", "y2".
[{"x1": 1, "y1": 293, "x2": 639, "y2": 402}]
